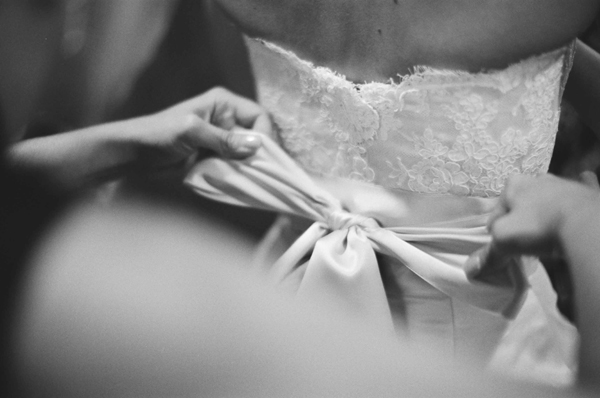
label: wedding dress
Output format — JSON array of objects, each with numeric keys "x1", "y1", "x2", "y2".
[{"x1": 186, "y1": 37, "x2": 578, "y2": 385}]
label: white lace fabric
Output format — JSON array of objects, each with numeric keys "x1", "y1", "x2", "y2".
[{"x1": 246, "y1": 38, "x2": 574, "y2": 198}]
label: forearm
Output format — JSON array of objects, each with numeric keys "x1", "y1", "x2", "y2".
[
  {"x1": 5, "y1": 120, "x2": 138, "y2": 190},
  {"x1": 3, "y1": 88, "x2": 269, "y2": 191},
  {"x1": 559, "y1": 206, "x2": 600, "y2": 388}
]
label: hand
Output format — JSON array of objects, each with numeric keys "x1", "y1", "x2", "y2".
[
  {"x1": 6, "y1": 88, "x2": 273, "y2": 189},
  {"x1": 126, "y1": 87, "x2": 272, "y2": 171},
  {"x1": 465, "y1": 173, "x2": 600, "y2": 277}
]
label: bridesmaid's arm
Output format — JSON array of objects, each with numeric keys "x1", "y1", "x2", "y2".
[
  {"x1": 472, "y1": 174, "x2": 600, "y2": 391},
  {"x1": 4, "y1": 88, "x2": 267, "y2": 191},
  {"x1": 557, "y1": 193, "x2": 600, "y2": 390}
]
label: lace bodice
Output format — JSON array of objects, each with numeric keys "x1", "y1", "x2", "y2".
[{"x1": 245, "y1": 38, "x2": 574, "y2": 198}]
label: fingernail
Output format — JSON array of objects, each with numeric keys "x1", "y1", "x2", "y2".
[
  {"x1": 233, "y1": 133, "x2": 262, "y2": 154},
  {"x1": 241, "y1": 134, "x2": 261, "y2": 147},
  {"x1": 464, "y1": 254, "x2": 482, "y2": 279}
]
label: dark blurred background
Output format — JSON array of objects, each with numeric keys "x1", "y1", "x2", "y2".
[{"x1": 0, "y1": 0, "x2": 273, "y2": 239}]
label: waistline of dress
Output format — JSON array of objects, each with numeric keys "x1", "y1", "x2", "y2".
[{"x1": 311, "y1": 175, "x2": 499, "y2": 230}]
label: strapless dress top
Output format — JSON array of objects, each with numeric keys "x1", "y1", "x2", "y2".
[{"x1": 245, "y1": 37, "x2": 573, "y2": 198}]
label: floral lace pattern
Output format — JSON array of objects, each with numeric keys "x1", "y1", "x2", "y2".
[{"x1": 246, "y1": 38, "x2": 573, "y2": 197}]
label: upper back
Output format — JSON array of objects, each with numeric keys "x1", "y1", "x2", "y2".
[{"x1": 215, "y1": 0, "x2": 599, "y2": 82}]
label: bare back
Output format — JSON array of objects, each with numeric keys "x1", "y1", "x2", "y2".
[{"x1": 215, "y1": 0, "x2": 599, "y2": 82}]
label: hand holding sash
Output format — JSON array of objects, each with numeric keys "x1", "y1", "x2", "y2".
[{"x1": 185, "y1": 133, "x2": 528, "y2": 329}]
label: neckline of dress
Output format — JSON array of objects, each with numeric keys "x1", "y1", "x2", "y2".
[{"x1": 248, "y1": 36, "x2": 571, "y2": 89}]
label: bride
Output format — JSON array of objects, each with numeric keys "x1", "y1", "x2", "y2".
[{"x1": 188, "y1": 0, "x2": 600, "y2": 385}]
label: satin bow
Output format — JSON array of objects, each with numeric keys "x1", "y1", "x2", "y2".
[{"x1": 185, "y1": 134, "x2": 527, "y2": 330}]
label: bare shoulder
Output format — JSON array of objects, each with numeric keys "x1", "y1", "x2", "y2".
[
  {"x1": 212, "y1": 0, "x2": 318, "y2": 38},
  {"x1": 213, "y1": 0, "x2": 600, "y2": 78},
  {"x1": 411, "y1": 0, "x2": 600, "y2": 70}
]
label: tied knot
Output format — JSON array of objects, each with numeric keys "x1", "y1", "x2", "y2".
[{"x1": 325, "y1": 210, "x2": 378, "y2": 230}]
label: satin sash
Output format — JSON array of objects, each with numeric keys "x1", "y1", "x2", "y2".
[{"x1": 185, "y1": 135, "x2": 528, "y2": 330}]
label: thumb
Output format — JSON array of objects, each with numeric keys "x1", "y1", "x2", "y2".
[
  {"x1": 489, "y1": 212, "x2": 555, "y2": 256},
  {"x1": 186, "y1": 116, "x2": 262, "y2": 158},
  {"x1": 580, "y1": 170, "x2": 600, "y2": 190},
  {"x1": 464, "y1": 243, "x2": 510, "y2": 279},
  {"x1": 219, "y1": 128, "x2": 263, "y2": 158}
]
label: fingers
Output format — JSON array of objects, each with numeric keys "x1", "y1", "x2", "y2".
[
  {"x1": 473, "y1": 175, "x2": 532, "y2": 277},
  {"x1": 488, "y1": 214, "x2": 528, "y2": 255},
  {"x1": 487, "y1": 174, "x2": 536, "y2": 230},
  {"x1": 208, "y1": 87, "x2": 273, "y2": 133},
  {"x1": 252, "y1": 113, "x2": 275, "y2": 136},
  {"x1": 171, "y1": 88, "x2": 272, "y2": 156},
  {"x1": 580, "y1": 170, "x2": 600, "y2": 190},
  {"x1": 464, "y1": 244, "x2": 491, "y2": 279},
  {"x1": 220, "y1": 129, "x2": 262, "y2": 158},
  {"x1": 487, "y1": 175, "x2": 534, "y2": 255},
  {"x1": 501, "y1": 174, "x2": 530, "y2": 204},
  {"x1": 486, "y1": 202, "x2": 508, "y2": 231},
  {"x1": 464, "y1": 242, "x2": 512, "y2": 279},
  {"x1": 211, "y1": 107, "x2": 237, "y2": 131},
  {"x1": 486, "y1": 174, "x2": 562, "y2": 257},
  {"x1": 183, "y1": 115, "x2": 262, "y2": 159}
]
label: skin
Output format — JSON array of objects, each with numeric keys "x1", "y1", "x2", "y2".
[
  {"x1": 469, "y1": 174, "x2": 600, "y2": 390},
  {"x1": 214, "y1": 0, "x2": 600, "y2": 82},
  {"x1": 5, "y1": 88, "x2": 268, "y2": 190}
]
